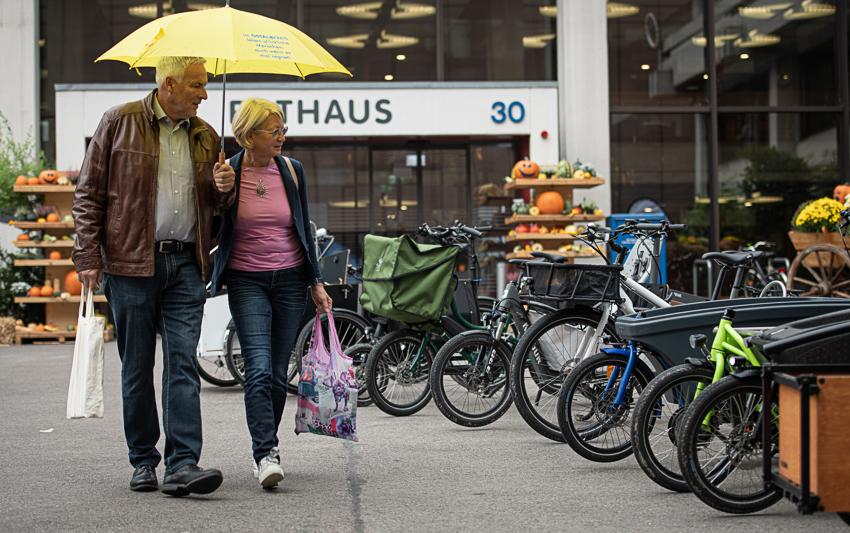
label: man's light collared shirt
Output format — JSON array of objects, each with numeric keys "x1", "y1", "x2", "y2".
[{"x1": 152, "y1": 95, "x2": 196, "y2": 243}]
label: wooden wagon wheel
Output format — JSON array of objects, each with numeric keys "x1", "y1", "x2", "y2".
[{"x1": 786, "y1": 243, "x2": 850, "y2": 298}]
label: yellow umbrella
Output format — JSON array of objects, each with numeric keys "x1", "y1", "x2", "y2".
[{"x1": 96, "y1": 4, "x2": 351, "y2": 156}]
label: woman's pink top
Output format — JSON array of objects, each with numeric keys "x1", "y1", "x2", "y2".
[{"x1": 227, "y1": 163, "x2": 305, "y2": 272}]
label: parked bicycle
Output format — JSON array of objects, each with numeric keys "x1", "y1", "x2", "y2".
[
  {"x1": 630, "y1": 308, "x2": 769, "y2": 490},
  {"x1": 362, "y1": 221, "x2": 492, "y2": 417},
  {"x1": 510, "y1": 220, "x2": 685, "y2": 442},
  {"x1": 428, "y1": 259, "x2": 557, "y2": 427}
]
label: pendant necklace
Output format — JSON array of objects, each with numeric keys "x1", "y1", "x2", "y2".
[{"x1": 246, "y1": 162, "x2": 270, "y2": 197}]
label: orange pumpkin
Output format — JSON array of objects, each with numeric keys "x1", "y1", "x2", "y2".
[
  {"x1": 536, "y1": 191, "x2": 565, "y2": 215},
  {"x1": 46, "y1": 213, "x2": 60, "y2": 222},
  {"x1": 834, "y1": 183, "x2": 850, "y2": 204},
  {"x1": 39, "y1": 170, "x2": 60, "y2": 185},
  {"x1": 17, "y1": 233, "x2": 30, "y2": 241},
  {"x1": 513, "y1": 160, "x2": 540, "y2": 179},
  {"x1": 15, "y1": 175, "x2": 28, "y2": 186},
  {"x1": 40, "y1": 285, "x2": 54, "y2": 297},
  {"x1": 29, "y1": 286, "x2": 41, "y2": 297},
  {"x1": 49, "y1": 251, "x2": 62, "y2": 260},
  {"x1": 65, "y1": 270, "x2": 83, "y2": 296},
  {"x1": 27, "y1": 177, "x2": 40, "y2": 186},
  {"x1": 35, "y1": 324, "x2": 45, "y2": 332}
]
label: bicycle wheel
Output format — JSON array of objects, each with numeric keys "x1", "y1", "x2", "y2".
[
  {"x1": 365, "y1": 329, "x2": 435, "y2": 416},
  {"x1": 344, "y1": 342, "x2": 375, "y2": 407},
  {"x1": 509, "y1": 309, "x2": 619, "y2": 442},
  {"x1": 197, "y1": 327, "x2": 239, "y2": 386},
  {"x1": 631, "y1": 364, "x2": 714, "y2": 492},
  {"x1": 557, "y1": 351, "x2": 652, "y2": 462},
  {"x1": 677, "y1": 375, "x2": 782, "y2": 514},
  {"x1": 291, "y1": 309, "x2": 371, "y2": 392},
  {"x1": 224, "y1": 323, "x2": 245, "y2": 386},
  {"x1": 429, "y1": 331, "x2": 513, "y2": 427}
]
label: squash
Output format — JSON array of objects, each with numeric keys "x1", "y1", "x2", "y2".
[
  {"x1": 29, "y1": 286, "x2": 41, "y2": 297},
  {"x1": 27, "y1": 177, "x2": 40, "y2": 186},
  {"x1": 834, "y1": 183, "x2": 850, "y2": 205},
  {"x1": 536, "y1": 191, "x2": 565, "y2": 215},
  {"x1": 15, "y1": 175, "x2": 28, "y2": 186},
  {"x1": 49, "y1": 251, "x2": 62, "y2": 260},
  {"x1": 513, "y1": 160, "x2": 540, "y2": 179},
  {"x1": 17, "y1": 233, "x2": 31, "y2": 241},
  {"x1": 65, "y1": 270, "x2": 83, "y2": 296},
  {"x1": 38, "y1": 170, "x2": 60, "y2": 185},
  {"x1": 46, "y1": 213, "x2": 60, "y2": 222},
  {"x1": 528, "y1": 206, "x2": 541, "y2": 216},
  {"x1": 40, "y1": 285, "x2": 54, "y2": 297}
]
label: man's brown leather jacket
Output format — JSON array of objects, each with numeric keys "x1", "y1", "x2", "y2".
[{"x1": 72, "y1": 90, "x2": 233, "y2": 280}]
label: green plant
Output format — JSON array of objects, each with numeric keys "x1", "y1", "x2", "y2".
[
  {"x1": 0, "y1": 248, "x2": 44, "y2": 323},
  {"x1": 0, "y1": 112, "x2": 49, "y2": 216}
]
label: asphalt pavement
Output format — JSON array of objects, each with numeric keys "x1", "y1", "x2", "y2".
[{"x1": 0, "y1": 341, "x2": 845, "y2": 533}]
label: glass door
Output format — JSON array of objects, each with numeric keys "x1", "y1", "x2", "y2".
[{"x1": 371, "y1": 149, "x2": 419, "y2": 234}]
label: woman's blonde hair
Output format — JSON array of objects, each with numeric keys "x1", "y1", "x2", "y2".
[{"x1": 231, "y1": 98, "x2": 285, "y2": 149}]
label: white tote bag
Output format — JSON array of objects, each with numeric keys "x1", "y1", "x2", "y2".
[{"x1": 66, "y1": 288, "x2": 106, "y2": 419}]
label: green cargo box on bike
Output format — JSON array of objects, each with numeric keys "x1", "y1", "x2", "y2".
[{"x1": 360, "y1": 234, "x2": 459, "y2": 327}]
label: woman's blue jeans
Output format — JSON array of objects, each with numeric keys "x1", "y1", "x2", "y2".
[
  {"x1": 226, "y1": 265, "x2": 309, "y2": 464},
  {"x1": 104, "y1": 249, "x2": 206, "y2": 476}
]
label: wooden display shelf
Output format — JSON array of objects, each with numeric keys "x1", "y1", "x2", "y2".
[
  {"x1": 506, "y1": 250, "x2": 602, "y2": 260},
  {"x1": 15, "y1": 295, "x2": 107, "y2": 304},
  {"x1": 13, "y1": 185, "x2": 76, "y2": 193},
  {"x1": 505, "y1": 214, "x2": 605, "y2": 224},
  {"x1": 12, "y1": 221, "x2": 74, "y2": 229},
  {"x1": 506, "y1": 233, "x2": 579, "y2": 243},
  {"x1": 14, "y1": 259, "x2": 74, "y2": 267},
  {"x1": 13, "y1": 240, "x2": 74, "y2": 248},
  {"x1": 15, "y1": 330, "x2": 76, "y2": 345},
  {"x1": 504, "y1": 178, "x2": 605, "y2": 190}
]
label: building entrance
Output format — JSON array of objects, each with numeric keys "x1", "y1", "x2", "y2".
[{"x1": 223, "y1": 138, "x2": 519, "y2": 264}]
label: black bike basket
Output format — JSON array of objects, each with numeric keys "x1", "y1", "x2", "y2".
[{"x1": 526, "y1": 262, "x2": 623, "y2": 303}]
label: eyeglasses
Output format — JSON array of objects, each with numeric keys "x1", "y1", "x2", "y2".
[{"x1": 254, "y1": 126, "x2": 288, "y2": 138}]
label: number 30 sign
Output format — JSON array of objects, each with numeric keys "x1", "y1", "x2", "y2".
[{"x1": 492, "y1": 101, "x2": 525, "y2": 124}]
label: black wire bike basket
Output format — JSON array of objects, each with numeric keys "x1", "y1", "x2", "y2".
[{"x1": 526, "y1": 262, "x2": 623, "y2": 303}]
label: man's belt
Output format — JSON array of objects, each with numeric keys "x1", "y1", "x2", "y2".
[{"x1": 155, "y1": 240, "x2": 192, "y2": 253}]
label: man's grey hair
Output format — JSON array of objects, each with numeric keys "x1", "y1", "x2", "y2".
[{"x1": 155, "y1": 57, "x2": 207, "y2": 87}]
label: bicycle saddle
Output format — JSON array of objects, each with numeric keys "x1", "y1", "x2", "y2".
[
  {"x1": 508, "y1": 258, "x2": 529, "y2": 267},
  {"x1": 702, "y1": 250, "x2": 764, "y2": 266},
  {"x1": 529, "y1": 251, "x2": 570, "y2": 264}
]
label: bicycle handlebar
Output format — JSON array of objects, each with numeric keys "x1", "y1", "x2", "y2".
[{"x1": 457, "y1": 223, "x2": 482, "y2": 238}]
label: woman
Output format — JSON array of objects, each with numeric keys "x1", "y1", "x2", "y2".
[{"x1": 210, "y1": 98, "x2": 332, "y2": 489}]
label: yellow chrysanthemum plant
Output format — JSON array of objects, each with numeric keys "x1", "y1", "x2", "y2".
[{"x1": 791, "y1": 197, "x2": 845, "y2": 233}]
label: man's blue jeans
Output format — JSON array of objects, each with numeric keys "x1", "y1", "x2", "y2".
[
  {"x1": 104, "y1": 249, "x2": 206, "y2": 476},
  {"x1": 225, "y1": 265, "x2": 309, "y2": 464}
]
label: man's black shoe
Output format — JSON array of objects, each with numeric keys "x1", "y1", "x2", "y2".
[
  {"x1": 129, "y1": 465, "x2": 158, "y2": 492},
  {"x1": 161, "y1": 464, "x2": 223, "y2": 497}
]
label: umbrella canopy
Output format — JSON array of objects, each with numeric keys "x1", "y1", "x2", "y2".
[
  {"x1": 96, "y1": 6, "x2": 351, "y2": 78},
  {"x1": 96, "y1": 5, "x2": 350, "y2": 157}
]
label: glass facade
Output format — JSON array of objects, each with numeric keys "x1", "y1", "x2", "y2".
[
  {"x1": 609, "y1": 0, "x2": 847, "y2": 293},
  {"x1": 608, "y1": 0, "x2": 707, "y2": 106},
  {"x1": 715, "y1": 0, "x2": 838, "y2": 106}
]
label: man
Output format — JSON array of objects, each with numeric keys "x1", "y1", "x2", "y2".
[{"x1": 72, "y1": 56, "x2": 236, "y2": 497}]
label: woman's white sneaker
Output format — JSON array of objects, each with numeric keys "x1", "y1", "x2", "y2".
[{"x1": 257, "y1": 447, "x2": 284, "y2": 488}]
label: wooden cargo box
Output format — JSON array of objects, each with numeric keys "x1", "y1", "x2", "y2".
[{"x1": 779, "y1": 375, "x2": 850, "y2": 512}]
